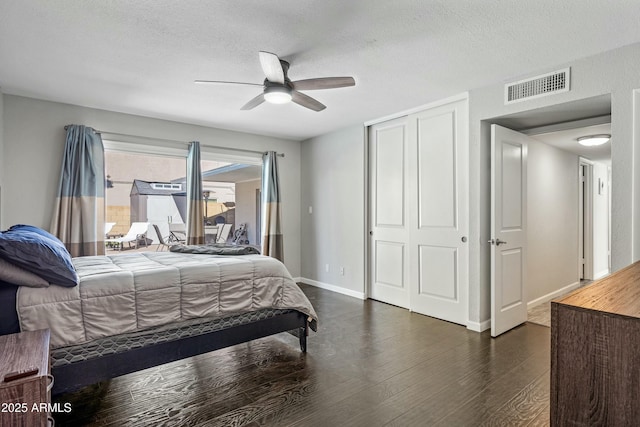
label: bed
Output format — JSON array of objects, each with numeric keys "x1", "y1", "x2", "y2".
[{"x1": 0, "y1": 225, "x2": 318, "y2": 396}]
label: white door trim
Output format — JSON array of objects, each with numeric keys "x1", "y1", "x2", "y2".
[
  {"x1": 364, "y1": 92, "x2": 469, "y2": 127},
  {"x1": 579, "y1": 157, "x2": 594, "y2": 280},
  {"x1": 363, "y1": 124, "x2": 371, "y2": 299}
]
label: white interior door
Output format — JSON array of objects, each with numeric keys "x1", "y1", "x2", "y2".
[
  {"x1": 369, "y1": 117, "x2": 410, "y2": 308},
  {"x1": 490, "y1": 124, "x2": 529, "y2": 337},
  {"x1": 408, "y1": 100, "x2": 468, "y2": 324},
  {"x1": 369, "y1": 97, "x2": 469, "y2": 326}
]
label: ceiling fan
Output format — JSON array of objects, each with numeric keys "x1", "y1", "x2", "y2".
[{"x1": 195, "y1": 51, "x2": 355, "y2": 112}]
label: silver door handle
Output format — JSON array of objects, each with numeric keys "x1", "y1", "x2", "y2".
[{"x1": 488, "y1": 238, "x2": 507, "y2": 246}]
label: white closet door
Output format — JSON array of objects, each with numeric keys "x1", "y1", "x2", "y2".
[
  {"x1": 368, "y1": 97, "x2": 469, "y2": 326},
  {"x1": 369, "y1": 117, "x2": 410, "y2": 308},
  {"x1": 408, "y1": 99, "x2": 469, "y2": 325}
]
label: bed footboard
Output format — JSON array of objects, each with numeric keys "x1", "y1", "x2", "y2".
[{"x1": 51, "y1": 310, "x2": 308, "y2": 395}]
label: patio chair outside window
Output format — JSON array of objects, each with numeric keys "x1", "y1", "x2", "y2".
[
  {"x1": 106, "y1": 222, "x2": 150, "y2": 251},
  {"x1": 168, "y1": 223, "x2": 186, "y2": 243},
  {"x1": 153, "y1": 224, "x2": 177, "y2": 252},
  {"x1": 105, "y1": 222, "x2": 116, "y2": 236},
  {"x1": 216, "y1": 223, "x2": 233, "y2": 244}
]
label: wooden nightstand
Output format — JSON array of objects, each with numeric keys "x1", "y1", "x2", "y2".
[{"x1": 0, "y1": 329, "x2": 53, "y2": 427}]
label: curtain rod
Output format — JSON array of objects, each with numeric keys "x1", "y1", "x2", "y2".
[{"x1": 63, "y1": 126, "x2": 285, "y2": 157}]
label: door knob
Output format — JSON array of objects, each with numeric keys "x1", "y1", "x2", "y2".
[{"x1": 488, "y1": 238, "x2": 507, "y2": 246}]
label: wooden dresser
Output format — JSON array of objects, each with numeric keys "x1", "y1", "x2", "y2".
[
  {"x1": 0, "y1": 329, "x2": 52, "y2": 427},
  {"x1": 551, "y1": 261, "x2": 640, "y2": 426}
]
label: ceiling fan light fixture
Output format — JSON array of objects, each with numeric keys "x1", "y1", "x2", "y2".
[
  {"x1": 264, "y1": 86, "x2": 292, "y2": 104},
  {"x1": 577, "y1": 134, "x2": 611, "y2": 146},
  {"x1": 197, "y1": 51, "x2": 354, "y2": 111}
]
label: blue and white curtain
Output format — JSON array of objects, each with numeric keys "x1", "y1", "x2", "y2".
[
  {"x1": 261, "y1": 151, "x2": 284, "y2": 261},
  {"x1": 50, "y1": 125, "x2": 105, "y2": 257},
  {"x1": 186, "y1": 141, "x2": 204, "y2": 245}
]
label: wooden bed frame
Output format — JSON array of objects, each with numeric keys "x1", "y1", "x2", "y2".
[{"x1": 51, "y1": 310, "x2": 309, "y2": 395}]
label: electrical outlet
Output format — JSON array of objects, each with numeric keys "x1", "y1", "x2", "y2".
[
  {"x1": 308, "y1": 206, "x2": 313, "y2": 214},
  {"x1": 325, "y1": 264, "x2": 329, "y2": 272},
  {"x1": 340, "y1": 267, "x2": 345, "y2": 276}
]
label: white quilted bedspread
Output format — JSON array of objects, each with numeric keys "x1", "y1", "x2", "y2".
[{"x1": 17, "y1": 252, "x2": 318, "y2": 348}]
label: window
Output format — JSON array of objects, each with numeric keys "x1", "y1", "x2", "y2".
[
  {"x1": 103, "y1": 140, "x2": 263, "y2": 250},
  {"x1": 104, "y1": 150, "x2": 188, "y2": 247}
]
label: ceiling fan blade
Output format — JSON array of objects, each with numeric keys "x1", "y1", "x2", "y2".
[
  {"x1": 259, "y1": 51, "x2": 285, "y2": 84},
  {"x1": 194, "y1": 80, "x2": 262, "y2": 87},
  {"x1": 291, "y1": 91, "x2": 326, "y2": 112},
  {"x1": 240, "y1": 93, "x2": 265, "y2": 110},
  {"x1": 291, "y1": 77, "x2": 356, "y2": 91}
]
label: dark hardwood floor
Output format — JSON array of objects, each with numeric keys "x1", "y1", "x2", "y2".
[{"x1": 53, "y1": 284, "x2": 550, "y2": 426}]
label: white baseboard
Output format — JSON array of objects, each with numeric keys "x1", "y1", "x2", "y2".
[
  {"x1": 467, "y1": 319, "x2": 491, "y2": 332},
  {"x1": 295, "y1": 277, "x2": 366, "y2": 300},
  {"x1": 298, "y1": 278, "x2": 490, "y2": 333},
  {"x1": 594, "y1": 269, "x2": 610, "y2": 280},
  {"x1": 527, "y1": 281, "x2": 581, "y2": 309}
]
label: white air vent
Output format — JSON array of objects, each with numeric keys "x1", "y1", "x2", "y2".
[{"x1": 505, "y1": 68, "x2": 570, "y2": 104}]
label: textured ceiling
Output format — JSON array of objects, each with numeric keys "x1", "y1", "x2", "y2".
[
  {"x1": 1, "y1": 1, "x2": 640, "y2": 140},
  {"x1": 533, "y1": 123, "x2": 612, "y2": 165}
]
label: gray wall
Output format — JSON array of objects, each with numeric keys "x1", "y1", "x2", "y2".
[
  {"x1": 526, "y1": 140, "x2": 579, "y2": 303},
  {"x1": 299, "y1": 42, "x2": 640, "y2": 328},
  {"x1": 469, "y1": 42, "x2": 640, "y2": 324},
  {"x1": 6, "y1": 43, "x2": 640, "y2": 327},
  {"x1": 300, "y1": 125, "x2": 365, "y2": 293},
  {"x1": 2, "y1": 95, "x2": 303, "y2": 276}
]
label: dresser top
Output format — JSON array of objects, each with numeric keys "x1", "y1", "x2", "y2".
[
  {"x1": 0, "y1": 329, "x2": 50, "y2": 382},
  {"x1": 554, "y1": 261, "x2": 640, "y2": 318}
]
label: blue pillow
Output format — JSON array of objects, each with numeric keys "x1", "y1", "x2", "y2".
[
  {"x1": 9, "y1": 224, "x2": 60, "y2": 242},
  {"x1": 0, "y1": 225, "x2": 78, "y2": 287}
]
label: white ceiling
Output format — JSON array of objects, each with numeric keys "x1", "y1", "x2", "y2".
[
  {"x1": 532, "y1": 123, "x2": 612, "y2": 165},
  {"x1": 1, "y1": 1, "x2": 640, "y2": 141}
]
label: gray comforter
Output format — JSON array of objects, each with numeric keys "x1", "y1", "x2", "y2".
[
  {"x1": 17, "y1": 252, "x2": 318, "y2": 348},
  {"x1": 169, "y1": 244, "x2": 260, "y2": 255}
]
